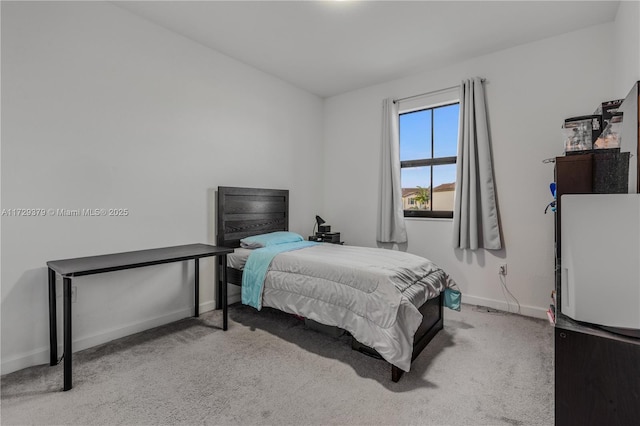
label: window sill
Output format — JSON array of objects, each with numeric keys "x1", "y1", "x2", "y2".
[{"x1": 404, "y1": 216, "x2": 453, "y2": 222}]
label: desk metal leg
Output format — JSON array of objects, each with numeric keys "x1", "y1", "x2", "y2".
[
  {"x1": 194, "y1": 258, "x2": 200, "y2": 317},
  {"x1": 63, "y1": 277, "x2": 72, "y2": 391},
  {"x1": 216, "y1": 257, "x2": 222, "y2": 310},
  {"x1": 221, "y1": 254, "x2": 228, "y2": 331},
  {"x1": 48, "y1": 268, "x2": 58, "y2": 366}
]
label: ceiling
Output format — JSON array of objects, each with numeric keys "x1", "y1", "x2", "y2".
[{"x1": 114, "y1": 1, "x2": 620, "y2": 98}]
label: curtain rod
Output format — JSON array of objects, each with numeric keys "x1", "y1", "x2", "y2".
[{"x1": 393, "y1": 78, "x2": 486, "y2": 104}]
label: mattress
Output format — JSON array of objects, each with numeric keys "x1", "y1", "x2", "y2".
[
  {"x1": 227, "y1": 247, "x2": 252, "y2": 270},
  {"x1": 228, "y1": 246, "x2": 434, "y2": 308}
]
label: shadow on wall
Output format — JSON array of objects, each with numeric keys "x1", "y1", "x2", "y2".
[{"x1": 453, "y1": 246, "x2": 507, "y2": 267}]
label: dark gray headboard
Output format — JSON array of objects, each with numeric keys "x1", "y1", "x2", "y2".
[{"x1": 216, "y1": 186, "x2": 289, "y2": 248}]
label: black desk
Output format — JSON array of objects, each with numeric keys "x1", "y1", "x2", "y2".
[{"x1": 47, "y1": 243, "x2": 234, "y2": 391}]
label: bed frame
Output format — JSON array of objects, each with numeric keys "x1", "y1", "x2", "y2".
[{"x1": 216, "y1": 186, "x2": 444, "y2": 382}]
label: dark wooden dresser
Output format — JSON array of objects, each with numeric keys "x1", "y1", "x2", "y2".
[
  {"x1": 555, "y1": 317, "x2": 640, "y2": 425},
  {"x1": 553, "y1": 81, "x2": 640, "y2": 425}
]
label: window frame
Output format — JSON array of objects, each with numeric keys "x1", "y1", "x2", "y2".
[{"x1": 399, "y1": 101, "x2": 459, "y2": 219}]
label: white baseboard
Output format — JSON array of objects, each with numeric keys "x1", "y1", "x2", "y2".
[
  {"x1": 0, "y1": 347, "x2": 54, "y2": 378},
  {"x1": 1, "y1": 300, "x2": 217, "y2": 376},
  {"x1": 199, "y1": 300, "x2": 216, "y2": 314},
  {"x1": 462, "y1": 294, "x2": 548, "y2": 320}
]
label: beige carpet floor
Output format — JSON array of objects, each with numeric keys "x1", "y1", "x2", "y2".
[{"x1": 1, "y1": 303, "x2": 554, "y2": 425}]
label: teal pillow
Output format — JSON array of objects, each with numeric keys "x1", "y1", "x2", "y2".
[{"x1": 240, "y1": 231, "x2": 304, "y2": 249}]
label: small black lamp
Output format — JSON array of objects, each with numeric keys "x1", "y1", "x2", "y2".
[
  {"x1": 312, "y1": 215, "x2": 329, "y2": 239},
  {"x1": 316, "y1": 215, "x2": 330, "y2": 233}
]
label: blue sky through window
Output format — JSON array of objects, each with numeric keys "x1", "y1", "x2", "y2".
[
  {"x1": 400, "y1": 103, "x2": 459, "y2": 188},
  {"x1": 400, "y1": 109, "x2": 431, "y2": 161}
]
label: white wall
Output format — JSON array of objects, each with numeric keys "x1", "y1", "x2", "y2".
[
  {"x1": 614, "y1": 1, "x2": 640, "y2": 193},
  {"x1": 323, "y1": 23, "x2": 617, "y2": 319},
  {"x1": 1, "y1": 2, "x2": 324, "y2": 374},
  {"x1": 614, "y1": 0, "x2": 640, "y2": 98}
]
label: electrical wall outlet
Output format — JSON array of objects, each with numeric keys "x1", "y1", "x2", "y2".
[{"x1": 499, "y1": 264, "x2": 507, "y2": 276}]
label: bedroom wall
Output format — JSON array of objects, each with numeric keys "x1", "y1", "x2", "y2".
[
  {"x1": 322, "y1": 23, "x2": 616, "y2": 319},
  {"x1": 1, "y1": 2, "x2": 324, "y2": 374},
  {"x1": 613, "y1": 0, "x2": 640, "y2": 97}
]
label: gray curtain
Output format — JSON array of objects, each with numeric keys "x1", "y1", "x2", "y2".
[
  {"x1": 452, "y1": 78, "x2": 502, "y2": 250},
  {"x1": 377, "y1": 98, "x2": 407, "y2": 243}
]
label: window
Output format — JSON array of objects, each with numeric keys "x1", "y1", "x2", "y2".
[{"x1": 400, "y1": 102, "x2": 459, "y2": 218}]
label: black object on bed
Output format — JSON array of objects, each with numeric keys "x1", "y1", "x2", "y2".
[{"x1": 216, "y1": 186, "x2": 444, "y2": 382}]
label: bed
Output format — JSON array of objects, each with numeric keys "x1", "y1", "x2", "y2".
[{"x1": 215, "y1": 186, "x2": 460, "y2": 382}]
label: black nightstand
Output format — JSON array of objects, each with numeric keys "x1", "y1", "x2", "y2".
[{"x1": 308, "y1": 234, "x2": 343, "y2": 244}]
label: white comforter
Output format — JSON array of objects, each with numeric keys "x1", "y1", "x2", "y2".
[{"x1": 246, "y1": 243, "x2": 458, "y2": 372}]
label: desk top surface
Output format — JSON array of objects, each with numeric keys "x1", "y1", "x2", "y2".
[{"x1": 47, "y1": 243, "x2": 234, "y2": 277}]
